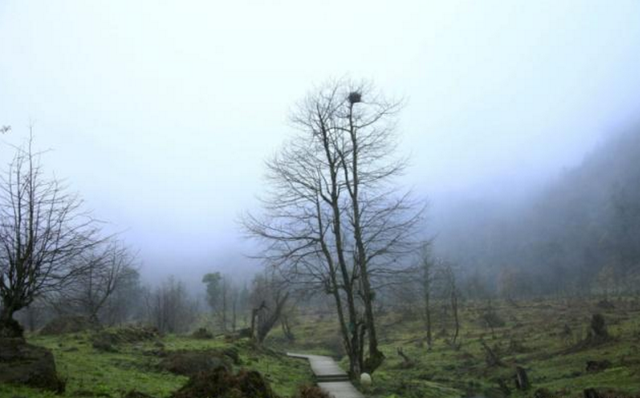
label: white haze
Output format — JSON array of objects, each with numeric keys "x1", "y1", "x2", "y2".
[{"x1": 1, "y1": 1, "x2": 640, "y2": 286}]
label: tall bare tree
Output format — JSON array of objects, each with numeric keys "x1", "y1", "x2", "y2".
[
  {"x1": 244, "y1": 79, "x2": 425, "y2": 375},
  {"x1": 0, "y1": 137, "x2": 101, "y2": 338}
]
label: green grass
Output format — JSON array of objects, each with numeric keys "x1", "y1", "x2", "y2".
[
  {"x1": 268, "y1": 298, "x2": 640, "y2": 398},
  {"x1": 1, "y1": 332, "x2": 185, "y2": 398},
  {"x1": 1, "y1": 331, "x2": 312, "y2": 398},
  {"x1": 3, "y1": 298, "x2": 640, "y2": 398}
]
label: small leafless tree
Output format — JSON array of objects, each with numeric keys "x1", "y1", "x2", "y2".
[
  {"x1": 249, "y1": 272, "x2": 290, "y2": 344},
  {"x1": 419, "y1": 246, "x2": 435, "y2": 349},
  {"x1": 243, "y1": 79, "x2": 425, "y2": 375},
  {"x1": 100, "y1": 264, "x2": 141, "y2": 326},
  {"x1": 440, "y1": 262, "x2": 461, "y2": 347},
  {"x1": 0, "y1": 136, "x2": 102, "y2": 338},
  {"x1": 144, "y1": 276, "x2": 198, "y2": 334},
  {"x1": 51, "y1": 241, "x2": 137, "y2": 324}
]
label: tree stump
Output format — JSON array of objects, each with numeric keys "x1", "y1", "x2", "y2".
[
  {"x1": 586, "y1": 360, "x2": 611, "y2": 373},
  {"x1": 514, "y1": 366, "x2": 530, "y2": 390},
  {"x1": 584, "y1": 388, "x2": 602, "y2": 398},
  {"x1": 589, "y1": 314, "x2": 609, "y2": 341}
]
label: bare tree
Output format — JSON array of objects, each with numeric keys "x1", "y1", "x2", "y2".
[
  {"x1": 0, "y1": 136, "x2": 101, "y2": 338},
  {"x1": 100, "y1": 264, "x2": 141, "y2": 326},
  {"x1": 244, "y1": 79, "x2": 425, "y2": 375},
  {"x1": 419, "y1": 246, "x2": 435, "y2": 349},
  {"x1": 249, "y1": 272, "x2": 290, "y2": 344},
  {"x1": 52, "y1": 241, "x2": 137, "y2": 324},
  {"x1": 440, "y1": 261, "x2": 460, "y2": 347},
  {"x1": 144, "y1": 276, "x2": 198, "y2": 334}
]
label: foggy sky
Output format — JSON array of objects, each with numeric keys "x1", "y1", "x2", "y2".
[{"x1": 1, "y1": 1, "x2": 640, "y2": 284}]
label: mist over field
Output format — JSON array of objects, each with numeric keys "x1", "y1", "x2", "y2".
[
  {"x1": 2, "y1": 1, "x2": 639, "y2": 288},
  {"x1": 2, "y1": 2, "x2": 640, "y2": 398}
]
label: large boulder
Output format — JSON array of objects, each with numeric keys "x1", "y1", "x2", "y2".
[
  {"x1": 0, "y1": 337, "x2": 65, "y2": 392},
  {"x1": 171, "y1": 367, "x2": 277, "y2": 398}
]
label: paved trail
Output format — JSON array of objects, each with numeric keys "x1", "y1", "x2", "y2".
[{"x1": 287, "y1": 353, "x2": 364, "y2": 398}]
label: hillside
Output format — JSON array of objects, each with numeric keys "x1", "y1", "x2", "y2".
[{"x1": 435, "y1": 128, "x2": 640, "y2": 296}]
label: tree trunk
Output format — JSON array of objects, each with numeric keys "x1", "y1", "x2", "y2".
[
  {"x1": 423, "y1": 258, "x2": 433, "y2": 349},
  {"x1": 250, "y1": 302, "x2": 265, "y2": 343},
  {"x1": 281, "y1": 315, "x2": 295, "y2": 342},
  {"x1": 322, "y1": 131, "x2": 362, "y2": 378},
  {"x1": 0, "y1": 306, "x2": 24, "y2": 339},
  {"x1": 451, "y1": 289, "x2": 460, "y2": 347},
  {"x1": 425, "y1": 289, "x2": 432, "y2": 349},
  {"x1": 346, "y1": 101, "x2": 384, "y2": 375},
  {"x1": 257, "y1": 292, "x2": 289, "y2": 343}
]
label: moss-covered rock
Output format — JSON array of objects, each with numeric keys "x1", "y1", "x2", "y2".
[
  {"x1": 0, "y1": 337, "x2": 65, "y2": 392},
  {"x1": 171, "y1": 366, "x2": 277, "y2": 398}
]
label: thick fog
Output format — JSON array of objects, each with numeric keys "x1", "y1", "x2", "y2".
[{"x1": 2, "y1": 1, "x2": 640, "y2": 287}]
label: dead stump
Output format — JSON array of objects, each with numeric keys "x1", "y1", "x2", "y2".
[
  {"x1": 584, "y1": 388, "x2": 602, "y2": 398},
  {"x1": 586, "y1": 360, "x2": 611, "y2": 373},
  {"x1": 589, "y1": 314, "x2": 609, "y2": 342},
  {"x1": 514, "y1": 366, "x2": 530, "y2": 390}
]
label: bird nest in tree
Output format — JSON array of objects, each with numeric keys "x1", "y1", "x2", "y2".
[{"x1": 348, "y1": 91, "x2": 362, "y2": 104}]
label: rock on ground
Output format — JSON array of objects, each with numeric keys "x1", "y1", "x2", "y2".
[
  {"x1": 171, "y1": 366, "x2": 277, "y2": 398},
  {"x1": 0, "y1": 337, "x2": 65, "y2": 392}
]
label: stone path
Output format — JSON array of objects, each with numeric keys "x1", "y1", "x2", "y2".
[{"x1": 287, "y1": 353, "x2": 364, "y2": 398}]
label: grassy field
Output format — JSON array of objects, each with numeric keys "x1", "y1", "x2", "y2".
[
  {"x1": 0, "y1": 331, "x2": 313, "y2": 398},
  {"x1": 1, "y1": 297, "x2": 639, "y2": 398},
  {"x1": 268, "y1": 297, "x2": 640, "y2": 398}
]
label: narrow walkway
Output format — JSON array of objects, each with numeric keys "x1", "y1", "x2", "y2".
[{"x1": 287, "y1": 353, "x2": 364, "y2": 398}]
